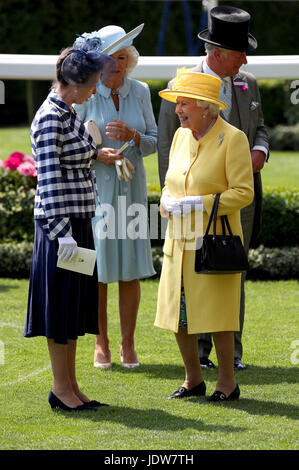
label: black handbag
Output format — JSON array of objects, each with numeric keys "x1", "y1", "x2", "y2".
[{"x1": 195, "y1": 193, "x2": 249, "y2": 274}]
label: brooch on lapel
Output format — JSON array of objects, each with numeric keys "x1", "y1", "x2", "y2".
[
  {"x1": 218, "y1": 133, "x2": 225, "y2": 146},
  {"x1": 233, "y1": 76, "x2": 248, "y2": 91}
]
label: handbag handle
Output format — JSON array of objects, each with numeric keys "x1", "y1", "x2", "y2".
[
  {"x1": 205, "y1": 193, "x2": 234, "y2": 239},
  {"x1": 221, "y1": 215, "x2": 234, "y2": 237},
  {"x1": 204, "y1": 193, "x2": 220, "y2": 236}
]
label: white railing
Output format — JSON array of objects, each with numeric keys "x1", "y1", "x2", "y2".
[{"x1": 0, "y1": 54, "x2": 298, "y2": 80}]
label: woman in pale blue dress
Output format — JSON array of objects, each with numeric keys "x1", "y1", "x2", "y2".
[{"x1": 74, "y1": 24, "x2": 157, "y2": 368}]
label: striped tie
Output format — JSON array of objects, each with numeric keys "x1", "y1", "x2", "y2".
[{"x1": 220, "y1": 79, "x2": 232, "y2": 121}]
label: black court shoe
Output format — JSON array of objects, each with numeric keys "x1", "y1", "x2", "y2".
[
  {"x1": 48, "y1": 391, "x2": 97, "y2": 411},
  {"x1": 83, "y1": 400, "x2": 109, "y2": 408},
  {"x1": 207, "y1": 384, "x2": 240, "y2": 402},
  {"x1": 167, "y1": 381, "x2": 206, "y2": 400}
]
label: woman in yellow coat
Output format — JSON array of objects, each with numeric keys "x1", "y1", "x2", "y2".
[{"x1": 155, "y1": 70, "x2": 254, "y2": 402}]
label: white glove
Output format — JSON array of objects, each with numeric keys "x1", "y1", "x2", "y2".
[
  {"x1": 161, "y1": 193, "x2": 204, "y2": 216},
  {"x1": 115, "y1": 157, "x2": 135, "y2": 181},
  {"x1": 122, "y1": 158, "x2": 135, "y2": 181},
  {"x1": 179, "y1": 195, "x2": 204, "y2": 212},
  {"x1": 115, "y1": 159, "x2": 123, "y2": 180},
  {"x1": 160, "y1": 192, "x2": 182, "y2": 215},
  {"x1": 57, "y1": 236, "x2": 78, "y2": 262}
]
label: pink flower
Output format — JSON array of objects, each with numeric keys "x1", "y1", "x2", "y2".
[
  {"x1": 4, "y1": 152, "x2": 25, "y2": 171},
  {"x1": 9, "y1": 152, "x2": 24, "y2": 161},
  {"x1": 23, "y1": 155, "x2": 35, "y2": 165},
  {"x1": 17, "y1": 161, "x2": 37, "y2": 177},
  {"x1": 3, "y1": 151, "x2": 36, "y2": 177}
]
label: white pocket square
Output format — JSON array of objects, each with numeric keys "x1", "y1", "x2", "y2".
[{"x1": 250, "y1": 101, "x2": 260, "y2": 111}]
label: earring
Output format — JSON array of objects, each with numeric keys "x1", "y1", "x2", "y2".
[{"x1": 202, "y1": 114, "x2": 207, "y2": 119}]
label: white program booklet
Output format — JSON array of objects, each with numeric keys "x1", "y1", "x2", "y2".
[{"x1": 57, "y1": 247, "x2": 97, "y2": 276}]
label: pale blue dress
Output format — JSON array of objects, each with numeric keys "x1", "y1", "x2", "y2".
[{"x1": 74, "y1": 77, "x2": 157, "y2": 283}]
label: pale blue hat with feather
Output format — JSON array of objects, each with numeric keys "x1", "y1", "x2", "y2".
[{"x1": 74, "y1": 24, "x2": 144, "y2": 55}]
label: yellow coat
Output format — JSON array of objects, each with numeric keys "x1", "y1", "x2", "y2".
[{"x1": 155, "y1": 116, "x2": 254, "y2": 334}]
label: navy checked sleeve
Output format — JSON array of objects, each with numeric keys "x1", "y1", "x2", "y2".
[{"x1": 32, "y1": 113, "x2": 72, "y2": 240}]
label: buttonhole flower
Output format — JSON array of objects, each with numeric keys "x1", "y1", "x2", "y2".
[{"x1": 233, "y1": 77, "x2": 248, "y2": 91}]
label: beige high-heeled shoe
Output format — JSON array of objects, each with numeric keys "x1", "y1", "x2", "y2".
[
  {"x1": 120, "y1": 350, "x2": 140, "y2": 368},
  {"x1": 94, "y1": 350, "x2": 112, "y2": 369}
]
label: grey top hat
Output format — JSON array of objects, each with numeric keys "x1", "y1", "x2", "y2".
[{"x1": 198, "y1": 5, "x2": 257, "y2": 52}]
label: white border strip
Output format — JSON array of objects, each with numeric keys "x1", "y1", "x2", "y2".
[
  {"x1": 0, "y1": 365, "x2": 51, "y2": 387},
  {"x1": 0, "y1": 55, "x2": 298, "y2": 80}
]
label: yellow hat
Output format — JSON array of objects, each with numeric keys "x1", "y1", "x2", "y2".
[{"x1": 159, "y1": 68, "x2": 226, "y2": 110}]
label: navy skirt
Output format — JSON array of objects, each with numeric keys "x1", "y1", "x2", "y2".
[{"x1": 24, "y1": 218, "x2": 99, "y2": 344}]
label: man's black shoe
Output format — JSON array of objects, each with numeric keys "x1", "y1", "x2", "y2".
[
  {"x1": 199, "y1": 357, "x2": 216, "y2": 369},
  {"x1": 234, "y1": 358, "x2": 246, "y2": 370}
]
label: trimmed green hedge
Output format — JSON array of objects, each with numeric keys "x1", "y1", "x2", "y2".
[
  {"x1": 256, "y1": 188, "x2": 299, "y2": 248},
  {"x1": 247, "y1": 246, "x2": 299, "y2": 281},
  {"x1": 0, "y1": 170, "x2": 36, "y2": 242},
  {"x1": 0, "y1": 174, "x2": 298, "y2": 248},
  {"x1": 268, "y1": 124, "x2": 299, "y2": 151},
  {"x1": 1, "y1": 242, "x2": 297, "y2": 280},
  {"x1": 147, "y1": 188, "x2": 299, "y2": 249},
  {"x1": 152, "y1": 245, "x2": 299, "y2": 281},
  {"x1": 1, "y1": 166, "x2": 298, "y2": 280},
  {"x1": 258, "y1": 79, "x2": 299, "y2": 129},
  {"x1": 0, "y1": 187, "x2": 35, "y2": 242},
  {"x1": 0, "y1": 241, "x2": 34, "y2": 278}
]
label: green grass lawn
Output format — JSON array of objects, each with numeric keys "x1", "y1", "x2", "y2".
[
  {"x1": 0, "y1": 278, "x2": 298, "y2": 450},
  {"x1": 0, "y1": 126, "x2": 298, "y2": 189},
  {"x1": 0, "y1": 127, "x2": 32, "y2": 157}
]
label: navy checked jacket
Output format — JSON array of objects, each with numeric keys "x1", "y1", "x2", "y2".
[{"x1": 31, "y1": 91, "x2": 98, "y2": 240}]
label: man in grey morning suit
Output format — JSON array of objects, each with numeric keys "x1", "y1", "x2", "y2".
[{"x1": 157, "y1": 5, "x2": 269, "y2": 370}]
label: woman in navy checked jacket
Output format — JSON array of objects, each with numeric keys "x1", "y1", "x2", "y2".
[{"x1": 23, "y1": 45, "x2": 119, "y2": 412}]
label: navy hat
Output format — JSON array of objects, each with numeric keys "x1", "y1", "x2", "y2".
[
  {"x1": 61, "y1": 44, "x2": 116, "y2": 85},
  {"x1": 198, "y1": 5, "x2": 257, "y2": 52}
]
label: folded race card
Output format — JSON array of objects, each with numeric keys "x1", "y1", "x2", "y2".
[{"x1": 57, "y1": 247, "x2": 97, "y2": 276}]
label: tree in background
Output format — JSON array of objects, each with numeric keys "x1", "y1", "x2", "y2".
[{"x1": 1, "y1": 0, "x2": 298, "y2": 56}]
